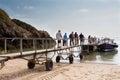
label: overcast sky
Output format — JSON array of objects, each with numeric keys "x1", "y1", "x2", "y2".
[{"x1": 0, "y1": 0, "x2": 120, "y2": 38}]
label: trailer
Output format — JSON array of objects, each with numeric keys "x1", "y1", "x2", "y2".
[
  {"x1": 0, "y1": 38, "x2": 97, "y2": 71},
  {"x1": 0, "y1": 38, "x2": 82, "y2": 71},
  {"x1": 0, "y1": 38, "x2": 56, "y2": 71}
]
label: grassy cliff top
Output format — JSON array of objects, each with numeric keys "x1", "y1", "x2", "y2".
[{"x1": 0, "y1": 8, "x2": 11, "y2": 22}]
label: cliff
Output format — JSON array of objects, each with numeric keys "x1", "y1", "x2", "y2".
[{"x1": 0, "y1": 8, "x2": 55, "y2": 53}]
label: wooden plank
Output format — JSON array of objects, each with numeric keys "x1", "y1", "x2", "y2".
[{"x1": 0, "y1": 45, "x2": 80, "y2": 60}]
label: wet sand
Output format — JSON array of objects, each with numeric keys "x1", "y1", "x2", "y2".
[{"x1": 0, "y1": 59, "x2": 120, "y2": 80}]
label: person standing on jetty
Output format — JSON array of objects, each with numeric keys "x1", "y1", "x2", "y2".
[
  {"x1": 69, "y1": 32, "x2": 74, "y2": 46},
  {"x1": 56, "y1": 30, "x2": 62, "y2": 48},
  {"x1": 74, "y1": 32, "x2": 79, "y2": 45},
  {"x1": 79, "y1": 33, "x2": 85, "y2": 45},
  {"x1": 63, "y1": 33, "x2": 68, "y2": 46},
  {"x1": 88, "y1": 35, "x2": 92, "y2": 44}
]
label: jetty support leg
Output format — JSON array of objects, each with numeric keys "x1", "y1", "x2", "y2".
[{"x1": 0, "y1": 61, "x2": 5, "y2": 70}]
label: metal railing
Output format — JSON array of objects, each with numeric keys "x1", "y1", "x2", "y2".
[
  {"x1": 0, "y1": 38, "x2": 55, "y2": 55},
  {"x1": 0, "y1": 37, "x2": 99, "y2": 55}
]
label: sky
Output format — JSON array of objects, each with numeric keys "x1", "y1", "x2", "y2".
[{"x1": 0, "y1": 0, "x2": 120, "y2": 38}]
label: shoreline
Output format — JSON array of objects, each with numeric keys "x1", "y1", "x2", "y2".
[
  {"x1": 84, "y1": 61, "x2": 120, "y2": 66},
  {"x1": 0, "y1": 59, "x2": 120, "y2": 80}
]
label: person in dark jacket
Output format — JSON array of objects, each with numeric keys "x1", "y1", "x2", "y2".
[
  {"x1": 79, "y1": 33, "x2": 85, "y2": 45},
  {"x1": 69, "y1": 32, "x2": 74, "y2": 46}
]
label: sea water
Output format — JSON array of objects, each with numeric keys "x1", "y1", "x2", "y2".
[{"x1": 80, "y1": 37, "x2": 120, "y2": 65}]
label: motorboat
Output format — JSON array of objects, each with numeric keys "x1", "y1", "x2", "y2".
[{"x1": 97, "y1": 38, "x2": 118, "y2": 51}]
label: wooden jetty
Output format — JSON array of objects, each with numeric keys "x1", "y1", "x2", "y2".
[
  {"x1": 81, "y1": 44, "x2": 98, "y2": 53},
  {"x1": 0, "y1": 38, "x2": 97, "y2": 71}
]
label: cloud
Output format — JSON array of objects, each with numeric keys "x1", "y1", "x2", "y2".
[
  {"x1": 75, "y1": 9, "x2": 89, "y2": 14},
  {"x1": 23, "y1": 6, "x2": 34, "y2": 10},
  {"x1": 73, "y1": 8, "x2": 89, "y2": 15},
  {"x1": 92, "y1": 0, "x2": 120, "y2": 2},
  {"x1": 79, "y1": 9, "x2": 89, "y2": 13},
  {"x1": 16, "y1": 5, "x2": 34, "y2": 10}
]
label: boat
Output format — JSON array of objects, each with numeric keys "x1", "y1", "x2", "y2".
[{"x1": 97, "y1": 38, "x2": 118, "y2": 51}]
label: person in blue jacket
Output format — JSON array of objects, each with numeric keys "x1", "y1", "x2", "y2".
[{"x1": 63, "y1": 33, "x2": 68, "y2": 46}]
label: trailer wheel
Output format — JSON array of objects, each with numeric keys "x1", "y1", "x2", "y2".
[
  {"x1": 69, "y1": 55, "x2": 73, "y2": 64},
  {"x1": 56, "y1": 56, "x2": 60, "y2": 63},
  {"x1": 27, "y1": 60, "x2": 35, "y2": 69},
  {"x1": 45, "y1": 60, "x2": 53, "y2": 71}
]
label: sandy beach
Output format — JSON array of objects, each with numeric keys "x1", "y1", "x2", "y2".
[{"x1": 0, "y1": 59, "x2": 120, "y2": 80}]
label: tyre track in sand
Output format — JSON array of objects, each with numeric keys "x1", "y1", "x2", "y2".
[
  {"x1": 0, "y1": 62, "x2": 70, "y2": 80},
  {"x1": 19, "y1": 63, "x2": 70, "y2": 80},
  {"x1": 0, "y1": 58, "x2": 70, "y2": 80},
  {"x1": 0, "y1": 65, "x2": 44, "y2": 80}
]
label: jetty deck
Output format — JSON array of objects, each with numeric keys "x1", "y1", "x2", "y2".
[
  {"x1": 0, "y1": 38, "x2": 97, "y2": 70},
  {"x1": 0, "y1": 45, "x2": 80, "y2": 61}
]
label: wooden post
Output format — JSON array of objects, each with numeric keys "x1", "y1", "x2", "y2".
[
  {"x1": 33, "y1": 39, "x2": 37, "y2": 53},
  {"x1": 42, "y1": 39, "x2": 44, "y2": 49},
  {"x1": 4, "y1": 39, "x2": 7, "y2": 54},
  {"x1": 45, "y1": 39, "x2": 48, "y2": 60},
  {"x1": 20, "y1": 38, "x2": 23, "y2": 55}
]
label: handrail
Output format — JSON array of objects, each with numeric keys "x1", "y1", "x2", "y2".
[{"x1": 0, "y1": 38, "x2": 54, "y2": 55}]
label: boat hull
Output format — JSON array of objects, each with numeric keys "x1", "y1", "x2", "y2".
[{"x1": 97, "y1": 43, "x2": 118, "y2": 52}]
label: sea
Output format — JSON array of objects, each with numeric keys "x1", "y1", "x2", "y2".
[{"x1": 49, "y1": 37, "x2": 120, "y2": 66}]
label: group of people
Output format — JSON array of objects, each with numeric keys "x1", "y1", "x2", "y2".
[{"x1": 56, "y1": 30, "x2": 85, "y2": 48}]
